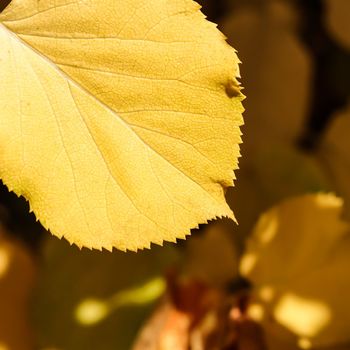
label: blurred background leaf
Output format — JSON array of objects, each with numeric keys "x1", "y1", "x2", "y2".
[
  {"x1": 32, "y1": 237, "x2": 181, "y2": 350},
  {"x1": 0, "y1": 226, "x2": 36, "y2": 350},
  {"x1": 241, "y1": 194, "x2": 350, "y2": 349}
]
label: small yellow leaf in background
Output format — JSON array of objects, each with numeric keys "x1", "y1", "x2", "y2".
[
  {"x1": 0, "y1": 0, "x2": 244, "y2": 251},
  {"x1": 241, "y1": 194, "x2": 350, "y2": 349}
]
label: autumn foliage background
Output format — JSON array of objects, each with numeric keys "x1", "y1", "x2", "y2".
[{"x1": 0, "y1": 0, "x2": 350, "y2": 349}]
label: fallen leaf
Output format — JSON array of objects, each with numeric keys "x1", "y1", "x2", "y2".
[{"x1": 0, "y1": 0, "x2": 244, "y2": 251}]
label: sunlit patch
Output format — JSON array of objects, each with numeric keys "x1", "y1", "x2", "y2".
[
  {"x1": 75, "y1": 276, "x2": 165, "y2": 326},
  {"x1": 258, "y1": 216, "x2": 278, "y2": 244},
  {"x1": 110, "y1": 276, "x2": 165, "y2": 308},
  {"x1": 298, "y1": 337, "x2": 312, "y2": 349},
  {"x1": 0, "y1": 342, "x2": 8, "y2": 350},
  {"x1": 247, "y1": 303, "x2": 265, "y2": 322},
  {"x1": 75, "y1": 299, "x2": 109, "y2": 326},
  {"x1": 239, "y1": 253, "x2": 257, "y2": 276},
  {"x1": 259, "y1": 285, "x2": 275, "y2": 302},
  {"x1": 315, "y1": 193, "x2": 343, "y2": 209},
  {"x1": 0, "y1": 247, "x2": 10, "y2": 278},
  {"x1": 230, "y1": 307, "x2": 242, "y2": 321},
  {"x1": 273, "y1": 293, "x2": 331, "y2": 337}
]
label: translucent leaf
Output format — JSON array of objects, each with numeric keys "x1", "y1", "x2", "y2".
[
  {"x1": 240, "y1": 194, "x2": 350, "y2": 349},
  {"x1": 0, "y1": 0, "x2": 244, "y2": 251}
]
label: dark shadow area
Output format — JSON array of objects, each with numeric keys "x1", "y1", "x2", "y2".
[
  {"x1": 294, "y1": 0, "x2": 350, "y2": 150},
  {"x1": 0, "y1": 0, "x2": 11, "y2": 13},
  {"x1": 0, "y1": 182, "x2": 45, "y2": 251}
]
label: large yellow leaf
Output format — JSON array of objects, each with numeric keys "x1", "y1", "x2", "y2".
[
  {"x1": 240, "y1": 194, "x2": 350, "y2": 349},
  {"x1": 0, "y1": 0, "x2": 244, "y2": 251}
]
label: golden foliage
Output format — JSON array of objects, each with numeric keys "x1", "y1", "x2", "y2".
[
  {"x1": 241, "y1": 194, "x2": 350, "y2": 349},
  {"x1": 0, "y1": 0, "x2": 243, "y2": 251}
]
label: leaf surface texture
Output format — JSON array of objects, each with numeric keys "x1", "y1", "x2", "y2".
[{"x1": 0, "y1": 0, "x2": 243, "y2": 250}]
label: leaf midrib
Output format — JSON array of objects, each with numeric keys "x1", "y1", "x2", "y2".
[{"x1": 0, "y1": 21, "x2": 227, "y2": 207}]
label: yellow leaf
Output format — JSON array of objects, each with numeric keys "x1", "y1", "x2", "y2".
[
  {"x1": 240, "y1": 194, "x2": 350, "y2": 349},
  {"x1": 0, "y1": 0, "x2": 244, "y2": 251}
]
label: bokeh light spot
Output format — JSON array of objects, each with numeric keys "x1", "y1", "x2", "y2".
[
  {"x1": 240, "y1": 253, "x2": 257, "y2": 276},
  {"x1": 274, "y1": 293, "x2": 331, "y2": 337},
  {"x1": 0, "y1": 247, "x2": 10, "y2": 278},
  {"x1": 75, "y1": 299, "x2": 109, "y2": 326}
]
